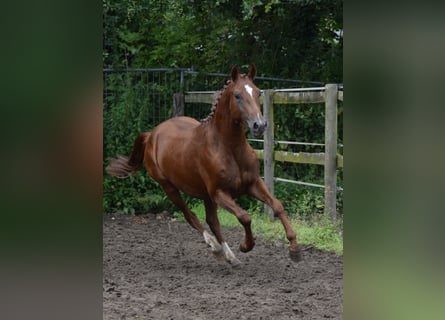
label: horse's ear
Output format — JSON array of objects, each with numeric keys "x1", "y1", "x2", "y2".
[
  {"x1": 248, "y1": 64, "x2": 256, "y2": 81},
  {"x1": 231, "y1": 65, "x2": 239, "y2": 82}
]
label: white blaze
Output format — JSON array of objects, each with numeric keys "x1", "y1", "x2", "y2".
[{"x1": 244, "y1": 84, "x2": 253, "y2": 98}]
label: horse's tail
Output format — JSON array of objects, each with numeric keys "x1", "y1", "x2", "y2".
[{"x1": 106, "y1": 132, "x2": 151, "y2": 178}]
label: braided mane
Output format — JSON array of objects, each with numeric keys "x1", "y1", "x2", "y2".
[{"x1": 200, "y1": 80, "x2": 232, "y2": 123}]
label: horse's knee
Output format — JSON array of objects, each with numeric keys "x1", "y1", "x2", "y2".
[
  {"x1": 238, "y1": 211, "x2": 252, "y2": 226},
  {"x1": 272, "y1": 201, "x2": 285, "y2": 217}
]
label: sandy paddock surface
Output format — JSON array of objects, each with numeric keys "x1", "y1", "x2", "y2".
[{"x1": 103, "y1": 213, "x2": 342, "y2": 319}]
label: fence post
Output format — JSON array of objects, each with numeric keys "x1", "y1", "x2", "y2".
[
  {"x1": 180, "y1": 70, "x2": 185, "y2": 92},
  {"x1": 263, "y1": 90, "x2": 275, "y2": 219},
  {"x1": 173, "y1": 93, "x2": 185, "y2": 117},
  {"x1": 324, "y1": 84, "x2": 338, "y2": 223}
]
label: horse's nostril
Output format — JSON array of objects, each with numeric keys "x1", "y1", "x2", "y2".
[{"x1": 253, "y1": 122, "x2": 259, "y2": 129}]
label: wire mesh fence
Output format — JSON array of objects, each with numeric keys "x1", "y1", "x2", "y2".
[
  {"x1": 103, "y1": 68, "x2": 341, "y2": 216},
  {"x1": 103, "y1": 68, "x2": 323, "y2": 126}
]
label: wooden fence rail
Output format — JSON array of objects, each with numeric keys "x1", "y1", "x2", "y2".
[{"x1": 174, "y1": 84, "x2": 343, "y2": 223}]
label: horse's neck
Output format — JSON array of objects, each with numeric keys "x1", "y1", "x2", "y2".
[{"x1": 210, "y1": 92, "x2": 247, "y2": 149}]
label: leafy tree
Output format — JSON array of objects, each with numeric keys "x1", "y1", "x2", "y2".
[{"x1": 103, "y1": 0, "x2": 342, "y2": 82}]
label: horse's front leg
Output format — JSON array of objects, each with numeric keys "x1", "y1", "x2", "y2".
[
  {"x1": 212, "y1": 190, "x2": 256, "y2": 254},
  {"x1": 248, "y1": 178, "x2": 302, "y2": 262},
  {"x1": 202, "y1": 197, "x2": 241, "y2": 266}
]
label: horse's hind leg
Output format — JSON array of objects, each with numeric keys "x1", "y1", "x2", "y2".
[
  {"x1": 158, "y1": 181, "x2": 222, "y2": 255},
  {"x1": 204, "y1": 200, "x2": 240, "y2": 265},
  {"x1": 213, "y1": 191, "x2": 256, "y2": 255},
  {"x1": 158, "y1": 181, "x2": 204, "y2": 232}
]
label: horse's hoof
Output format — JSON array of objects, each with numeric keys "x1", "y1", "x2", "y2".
[
  {"x1": 289, "y1": 249, "x2": 303, "y2": 262},
  {"x1": 239, "y1": 241, "x2": 255, "y2": 253},
  {"x1": 229, "y1": 257, "x2": 242, "y2": 267}
]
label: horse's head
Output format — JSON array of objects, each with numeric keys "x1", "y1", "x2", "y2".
[{"x1": 229, "y1": 65, "x2": 267, "y2": 138}]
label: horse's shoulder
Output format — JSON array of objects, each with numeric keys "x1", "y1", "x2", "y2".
[{"x1": 239, "y1": 143, "x2": 259, "y2": 162}]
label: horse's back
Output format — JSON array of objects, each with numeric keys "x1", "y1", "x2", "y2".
[
  {"x1": 144, "y1": 116, "x2": 209, "y2": 197},
  {"x1": 149, "y1": 116, "x2": 200, "y2": 146},
  {"x1": 160, "y1": 116, "x2": 200, "y2": 131},
  {"x1": 148, "y1": 116, "x2": 201, "y2": 154}
]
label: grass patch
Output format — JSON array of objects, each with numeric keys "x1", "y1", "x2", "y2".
[
  {"x1": 291, "y1": 216, "x2": 343, "y2": 255},
  {"x1": 173, "y1": 203, "x2": 343, "y2": 255},
  {"x1": 250, "y1": 211, "x2": 342, "y2": 255},
  {"x1": 173, "y1": 203, "x2": 240, "y2": 228}
]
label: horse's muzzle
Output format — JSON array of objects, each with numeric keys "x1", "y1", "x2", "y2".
[{"x1": 250, "y1": 119, "x2": 267, "y2": 137}]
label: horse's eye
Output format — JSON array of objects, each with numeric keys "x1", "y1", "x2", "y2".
[
  {"x1": 258, "y1": 91, "x2": 263, "y2": 97},
  {"x1": 234, "y1": 92, "x2": 242, "y2": 101}
]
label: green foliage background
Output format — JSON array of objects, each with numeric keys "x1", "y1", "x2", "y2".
[{"x1": 103, "y1": 0, "x2": 343, "y2": 217}]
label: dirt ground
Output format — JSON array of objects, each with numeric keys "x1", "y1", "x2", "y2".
[{"x1": 103, "y1": 213, "x2": 343, "y2": 319}]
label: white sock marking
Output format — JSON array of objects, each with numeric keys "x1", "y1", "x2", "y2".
[
  {"x1": 222, "y1": 242, "x2": 241, "y2": 265},
  {"x1": 203, "y1": 230, "x2": 222, "y2": 252}
]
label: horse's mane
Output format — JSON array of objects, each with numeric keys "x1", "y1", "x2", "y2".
[{"x1": 200, "y1": 80, "x2": 232, "y2": 123}]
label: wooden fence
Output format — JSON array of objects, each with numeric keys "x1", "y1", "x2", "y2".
[{"x1": 173, "y1": 84, "x2": 343, "y2": 222}]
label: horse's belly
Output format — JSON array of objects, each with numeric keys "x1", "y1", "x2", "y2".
[
  {"x1": 167, "y1": 166, "x2": 208, "y2": 198},
  {"x1": 158, "y1": 149, "x2": 209, "y2": 198}
]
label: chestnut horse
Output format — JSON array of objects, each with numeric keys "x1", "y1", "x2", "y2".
[{"x1": 107, "y1": 65, "x2": 302, "y2": 265}]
